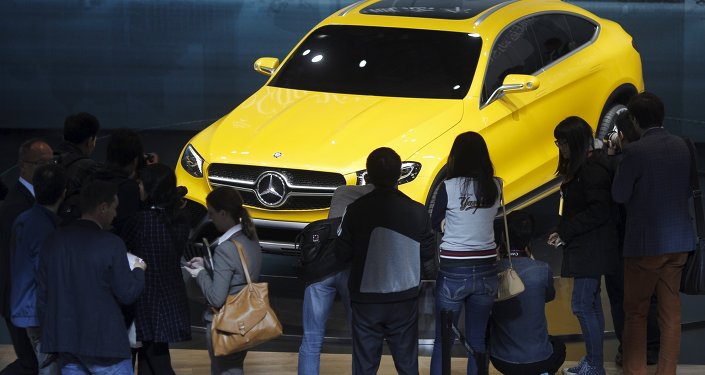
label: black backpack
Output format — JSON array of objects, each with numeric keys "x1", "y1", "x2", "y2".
[{"x1": 294, "y1": 216, "x2": 343, "y2": 283}]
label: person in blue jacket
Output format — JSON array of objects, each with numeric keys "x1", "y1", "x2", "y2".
[{"x1": 10, "y1": 164, "x2": 66, "y2": 375}]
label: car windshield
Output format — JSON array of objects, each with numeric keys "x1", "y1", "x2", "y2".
[{"x1": 269, "y1": 25, "x2": 482, "y2": 99}]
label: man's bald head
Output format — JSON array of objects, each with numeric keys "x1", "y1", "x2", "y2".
[{"x1": 18, "y1": 138, "x2": 54, "y2": 183}]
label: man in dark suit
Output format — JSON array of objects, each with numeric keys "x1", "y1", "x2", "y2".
[
  {"x1": 0, "y1": 138, "x2": 54, "y2": 375},
  {"x1": 612, "y1": 92, "x2": 694, "y2": 375},
  {"x1": 37, "y1": 180, "x2": 146, "y2": 373},
  {"x1": 11, "y1": 164, "x2": 66, "y2": 375}
]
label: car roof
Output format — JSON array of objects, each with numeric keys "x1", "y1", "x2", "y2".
[
  {"x1": 326, "y1": 0, "x2": 599, "y2": 33},
  {"x1": 357, "y1": 0, "x2": 507, "y2": 20}
]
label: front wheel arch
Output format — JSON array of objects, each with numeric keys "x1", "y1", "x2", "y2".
[{"x1": 596, "y1": 84, "x2": 638, "y2": 139}]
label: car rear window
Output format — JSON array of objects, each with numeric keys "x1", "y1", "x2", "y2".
[{"x1": 269, "y1": 25, "x2": 482, "y2": 99}]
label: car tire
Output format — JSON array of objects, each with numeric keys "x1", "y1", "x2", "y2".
[{"x1": 597, "y1": 103, "x2": 627, "y2": 140}]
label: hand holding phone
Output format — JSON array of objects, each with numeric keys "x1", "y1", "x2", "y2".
[{"x1": 547, "y1": 232, "x2": 565, "y2": 248}]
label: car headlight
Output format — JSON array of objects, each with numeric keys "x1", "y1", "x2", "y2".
[
  {"x1": 356, "y1": 162, "x2": 422, "y2": 186},
  {"x1": 181, "y1": 144, "x2": 204, "y2": 178}
]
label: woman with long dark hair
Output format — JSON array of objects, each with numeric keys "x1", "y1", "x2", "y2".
[
  {"x1": 184, "y1": 186, "x2": 261, "y2": 375},
  {"x1": 548, "y1": 116, "x2": 617, "y2": 375},
  {"x1": 120, "y1": 163, "x2": 192, "y2": 375},
  {"x1": 429, "y1": 131, "x2": 501, "y2": 375}
]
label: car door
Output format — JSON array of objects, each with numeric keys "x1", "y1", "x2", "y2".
[
  {"x1": 476, "y1": 15, "x2": 549, "y2": 204},
  {"x1": 477, "y1": 13, "x2": 598, "y2": 204}
]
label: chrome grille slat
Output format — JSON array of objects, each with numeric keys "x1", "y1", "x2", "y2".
[{"x1": 207, "y1": 164, "x2": 346, "y2": 210}]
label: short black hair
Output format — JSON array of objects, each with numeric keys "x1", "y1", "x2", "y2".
[
  {"x1": 614, "y1": 109, "x2": 640, "y2": 143},
  {"x1": 64, "y1": 112, "x2": 100, "y2": 144},
  {"x1": 33, "y1": 164, "x2": 67, "y2": 206},
  {"x1": 79, "y1": 180, "x2": 118, "y2": 214},
  {"x1": 495, "y1": 210, "x2": 534, "y2": 253},
  {"x1": 628, "y1": 92, "x2": 664, "y2": 130},
  {"x1": 106, "y1": 129, "x2": 144, "y2": 168},
  {"x1": 366, "y1": 147, "x2": 401, "y2": 188}
]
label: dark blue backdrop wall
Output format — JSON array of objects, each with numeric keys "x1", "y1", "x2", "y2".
[{"x1": 1, "y1": 0, "x2": 704, "y2": 138}]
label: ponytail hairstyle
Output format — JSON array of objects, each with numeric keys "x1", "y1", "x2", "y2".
[
  {"x1": 554, "y1": 116, "x2": 594, "y2": 178},
  {"x1": 445, "y1": 131, "x2": 498, "y2": 207},
  {"x1": 206, "y1": 186, "x2": 258, "y2": 241}
]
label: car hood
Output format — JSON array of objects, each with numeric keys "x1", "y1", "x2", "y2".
[{"x1": 200, "y1": 86, "x2": 463, "y2": 175}]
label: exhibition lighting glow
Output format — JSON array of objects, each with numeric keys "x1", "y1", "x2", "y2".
[
  {"x1": 302, "y1": 49, "x2": 311, "y2": 56},
  {"x1": 311, "y1": 55, "x2": 323, "y2": 63},
  {"x1": 181, "y1": 144, "x2": 204, "y2": 178},
  {"x1": 359, "y1": 60, "x2": 367, "y2": 68},
  {"x1": 356, "y1": 162, "x2": 422, "y2": 186}
]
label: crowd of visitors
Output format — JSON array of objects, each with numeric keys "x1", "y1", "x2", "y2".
[{"x1": 0, "y1": 91, "x2": 697, "y2": 375}]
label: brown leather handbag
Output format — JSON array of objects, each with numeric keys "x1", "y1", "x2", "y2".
[{"x1": 210, "y1": 240, "x2": 283, "y2": 356}]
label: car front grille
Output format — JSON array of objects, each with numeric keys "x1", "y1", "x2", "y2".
[{"x1": 207, "y1": 164, "x2": 346, "y2": 210}]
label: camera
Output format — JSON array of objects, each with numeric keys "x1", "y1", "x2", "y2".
[{"x1": 604, "y1": 130, "x2": 621, "y2": 153}]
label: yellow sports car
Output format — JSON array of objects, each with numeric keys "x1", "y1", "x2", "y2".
[{"x1": 177, "y1": 0, "x2": 643, "y2": 253}]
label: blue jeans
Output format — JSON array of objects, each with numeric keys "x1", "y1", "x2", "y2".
[
  {"x1": 571, "y1": 277, "x2": 605, "y2": 368},
  {"x1": 58, "y1": 354, "x2": 132, "y2": 375},
  {"x1": 430, "y1": 264, "x2": 498, "y2": 375},
  {"x1": 298, "y1": 270, "x2": 351, "y2": 375}
]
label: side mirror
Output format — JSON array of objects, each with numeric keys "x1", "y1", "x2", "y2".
[
  {"x1": 253, "y1": 57, "x2": 280, "y2": 76},
  {"x1": 501, "y1": 74, "x2": 540, "y2": 93},
  {"x1": 485, "y1": 74, "x2": 540, "y2": 105}
]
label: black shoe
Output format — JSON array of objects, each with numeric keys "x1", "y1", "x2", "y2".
[
  {"x1": 646, "y1": 351, "x2": 659, "y2": 366},
  {"x1": 615, "y1": 352, "x2": 623, "y2": 367}
]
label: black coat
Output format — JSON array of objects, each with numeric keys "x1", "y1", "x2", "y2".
[
  {"x1": 0, "y1": 181, "x2": 34, "y2": 317},
  {"x1": 121, "y1": 209, "x2": 192, "y2": 343},
  {"x1": 557, "y1": 152, "x2": 619, "y2": 278}
]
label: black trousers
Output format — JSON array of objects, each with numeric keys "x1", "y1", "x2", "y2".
[
  {"x1": 490, "y1": 338, "x2": 566, "y2": 375},
  {"x1": 0, "y1": 317, "x2": 38, "y2": 375},
  {"x1": 351, "y1": 299, "x2": 418, "y2": 375},
  {"x1": 134, "y1": 341, "x2": 175, "y2": 375}
]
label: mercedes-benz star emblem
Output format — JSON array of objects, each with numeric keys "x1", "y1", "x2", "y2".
[{"x1": 255, "y1": 172, "x2": 287, "y2": 207}]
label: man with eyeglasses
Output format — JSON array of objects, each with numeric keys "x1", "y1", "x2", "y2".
[{"x1": 0, "y1": 138, "x2": 54, "y2": 375}]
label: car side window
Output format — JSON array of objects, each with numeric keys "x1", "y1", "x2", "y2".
[
  {"x1": 532, "y1": 14, "x2": 573, "y2": 66},
  {"x1": 565, "y1": 15, "x2": 598, "y2": 47},
  {"x1": 482, "y1": 17, "x2": 542, "y2": 103}
]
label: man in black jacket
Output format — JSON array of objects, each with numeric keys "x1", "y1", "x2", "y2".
[
  {"x1": 55, "y1": 112, "x2": 101, "y2": 222},
  {"x1": 336, "y1": 147, "x2": 436, "y2": 375}
]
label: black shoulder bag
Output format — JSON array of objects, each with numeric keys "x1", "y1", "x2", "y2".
[{"x1": 680, "y1": 138, "x2": 705, "y2": 295}]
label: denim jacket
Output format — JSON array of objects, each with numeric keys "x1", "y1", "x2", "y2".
[{"x1": 489, "y1": 257, "x2": 555, "y2": 363}]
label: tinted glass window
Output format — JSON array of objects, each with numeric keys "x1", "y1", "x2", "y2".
[
  {"x1": 359, "y1": 0, "x2": 505, "y2": 20},
  {"x1": 533, "y1": 15, "x2": 573, "y2": 66},
  {"x1": 482, "y1": 18, "x2": 542, "y2": 102},
  {"x1": 269, "y1": 25, "x2": 482, "y2": 99},
  {"x1": 566, "y1": 15, "x2": 598, "y2": 47}
]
